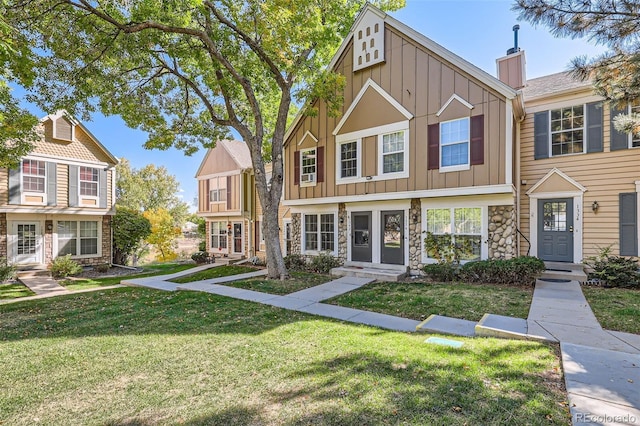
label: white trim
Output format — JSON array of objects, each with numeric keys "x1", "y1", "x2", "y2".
[
  {"x1": 332, "y1": 79, "x2": 413, "y2": 136},
  {"x1": 284, "y1": 184, "x2": 515, "y2": 206},
  {"x1": 282, "y1": 219, "x2": 292, "y2": 256},
  {"x1": 9, "y1": 221, "x2": 43, "y2": 265},
  {"x1": 301, "y1": 211, "x2": 338, "y2": 256},
  {"x1": 528, "y1": 193, "x2": 583, "y2": 262},
  {"x1": 0, "y1": 207, "x2": 112, "y2": 215},
  {"x1": 78, "y1": 165, "x2": 100, "y2": 202},
  {"x1": 299, "y1": 148, "x2": 317, "y2": 187},
  {"x1": 24, "y1": 153, "x2": 111, "y2": 168},
  {"x1": 505, "y1": 102, "x2": 514, "y2": 186},
  {"x1": 377, "y1": 129, "x2": 409, "y2": 179},
  {"x1": 439, "y1": 117, "x2": 470, "y2": 171},
  {"x1": 526, "y1": 167, "x2": 587, "y2": 195},
  {"x1": 335, "y1": 120, "x2": 409, "y2": 143},
  {"x1": 231, "y1": 221, "x2": 244, "y2": 255},
  {"x1": 20, "y1": 159, "x2": 48, "y2": 206},
  {"x1": 197, "y1": 170, "x2": 242, "y2": 181},
  {"x1": 209, "y1": 220, "x2": 229, "y2": 254},
  {"x1": 53, "y1": 218, "x2": 103, "y2": 260},
  {"x1": 335, "y1": 138, "x2": 362, "y2": 184},
  {"x1": 436, "y1": 94, "x2": 474, "y2": 117},
  {"x1": 297, "y1": 130, "x2": 318, "y2": 146}
]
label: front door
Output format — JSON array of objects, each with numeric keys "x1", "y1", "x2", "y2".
[
  {"x1": 284, "y1": 221, "x2": 292, "y2": 256},
  {"x1": 233, "y1": 222, "x2": 243, "y2": 254},
  {"x1": 351, "y1": 212, "x2": 372, "y2": 262},
  {"x1": 15, "y1": 222, "x2": 41, "y2": 264},
  {"x1": 538, "y1": 199, "x2": 574, "y2": 262},
  {"x1": 381, "y1": 211, "x2": 404, "y2": 265}
]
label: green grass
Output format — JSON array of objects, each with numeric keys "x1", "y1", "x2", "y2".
[
  {"x1": 327, "y1": 281, "x2": 534, "y2": 322},
  {"x1": 0, "y1": 288, "x2": 569, "y2": 425},
  {"x1": 224, "y1": 271, "x2": 331, "y2": 295},
  {"x1": 0, "y1": 282, "x2": 35, "y2": 300},
  {"x1": 60, "y1": 263, "x2": 197, "y2": 291},
  {"x1": 582, "y1": 286, "x2": 640, "y2": 334},
  {"x1": 170, "y1": 265, "x2": 259, "y2": 283}
]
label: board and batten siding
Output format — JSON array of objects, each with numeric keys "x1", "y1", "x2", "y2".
[
  {"x1": 284, "y1": 25, "x2": 510, "y2": 201},
  {"x1": 520, "y1": 95, "x2": 640, "y2": 259}
]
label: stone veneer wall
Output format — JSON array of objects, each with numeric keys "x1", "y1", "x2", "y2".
[
  {"x1": 408, "y1": 198, "x2": 422, "y2": 273},
  {"x1": 0, "y1": 213, "x2": 6, "y2": 260},
  {"x1": 44, "y1": 220, "x2": 53, "y2": 265},
  {"x1": 337, "y1": 203, "x2": 347, "y2": 263},
  {"x1": 488, "y1": 205, "x2": 517, "y2": 259},
  {"x1": 291, "y1": 213, "x2": 301, "y2": 255}
]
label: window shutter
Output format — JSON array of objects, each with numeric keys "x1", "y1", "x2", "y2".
[
  {"x1": 46, "y1": 162, "x2": 57, "y2": 206},
  {"x1": 205, "y1": 179, "x2": 210, "y2": 207},
  {"x1": 99, "y1": 169, "x2": 107, "y2": 208},
  {"x1": 68, "y1": 165, "x2": 79, "y2": 207},
  {"x1": 610, "y1": 104, "x2": 629, "y2": 151},
  {"x1": 316, "y1": 147, "x2": 324, "y2": 183},
  {"x1": 255, "y1": 220, "x2": 260, "y2": 251},
  {"x1": 470, "y1": 115, "x2": 484, "y2": 165},
  {"x1": 427, "y1": 124, "x2": 439, "y2": 170},
  {"x1": 294, "y1": 151, "x2": 300, "y2": 185},
  {"x1": 534, "y1": 111, "x2": 549, "y2": 159},
  {"x1": 8, "y1": 167, "x2": 21, "y2": 204},
  {"x1": 620, "y1": 192, "x2": 638, "y2": 256},
  {"x1": 586, "y1": 102, "x2": 603, "y2": 153},
  {"x1": 226, "y1": 176, "x2": 232, "y2": 210}
]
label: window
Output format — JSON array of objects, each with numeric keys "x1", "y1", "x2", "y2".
[
  {"x1": 209, "y1": 177, "x2": 227, "y2": 203},
  {"x1": 381, "y1": 131, "x2": 405, "y2": 174},
  {"x1": 550, "y1": 105, "x2": 584, "y2": 155},
  {"x1": 340, "y1": 141, "x2": 358, "y2": 178},
  {"x1": 630, "y1": 101, "x2": 640, "y2": 148},
  {"x1": 300, "y1": 149, "x2": 316, "y2": 184},
  {"x1": 79, "y1": 167, "x2": 99, "y2": 197},
  {"x1": 210, "y1": 221, "x2": 228, "y2": 250},
  {"x1": 425, "y1": 207, "x2": 481, "y2": 261},
  {"x1": 22, "y1": 159, "x2": 45, "y2": 193},
  {"x1": 57, "y1": 220, "x2": 99, "y2": 257},
  {"x1": 304, "y1": 213, "x2": 335, "y2": 252},
  {"x1": 440, "y1": 118, "x2": 469, "y2": 168}
]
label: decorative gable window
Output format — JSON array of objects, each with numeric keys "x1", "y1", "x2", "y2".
[
  {"x1": 534, "y1": 102, "x2": 603, "y2": 158},
  {"x1": 22, "y1": 159, "x2": 46, "y2": 193},
  {"x1": 79, "y1": 166, "x2": 99, "y2": 197},
  {"x1": 380, "y1": 131, "x2": 406, "y2": 174},
  {"x1": 440, "y1": 118, "x2": 470, "y2": 170},
  {"x1": 300, "y1": 148, "x2": 316, "y2": 185}
]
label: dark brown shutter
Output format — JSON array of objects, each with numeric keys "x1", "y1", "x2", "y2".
[
  {"x1": 470, "y1": 115, "x2": 484, "y2": 165},
  {"x1": 255, "y1": 220, "x2": 260, "y2": 251},
  {"x1": 427, "y1": 124, "x2": 439, "y2": 170},
  {"x1": 205, "y1": 179, "x2": 210, "y2": 207},
  {"x1": 226, "y1": 176, "x2": 232, "y2": 210},
  {"x1": 294, "y1": 151, "x2": 300, "y2": 185},
  {"x1": 316, "y1": 146, "x2": 324, "y2": 183}
]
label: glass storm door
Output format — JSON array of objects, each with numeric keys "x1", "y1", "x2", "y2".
[
  {"x1": 15, "y1": 223, "x2": 41, "y2": 264},
  {"x1": 351, "y1": 212, "x2": 372, "y2": 262},
  {"x1": 284, "y1": 221, "x2": 292, "y2": 256},
  {"x1": 233, "y1": 222, "x2": 243, "y2": 254},
  {"x1": 381, "y1": 211, "x2": 404, "y2": 265},
  {"x1": 538, "y1": 199, "x2": 574, "y2": 262}
]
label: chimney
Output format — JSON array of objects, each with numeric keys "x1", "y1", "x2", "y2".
[{"x1": 496, "y1": 25, "x2": 526, "y2": 89}]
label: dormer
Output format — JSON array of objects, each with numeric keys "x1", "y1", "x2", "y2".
[{"x1": 48, "y1": 111, "x2": 78, "y2": 142}]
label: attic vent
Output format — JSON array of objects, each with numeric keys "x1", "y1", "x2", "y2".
[
  {"x1": 353, "y1": 10, "x2": 385, "y2": 72},
  {"x1": 54, "y1": 116, "x2": 74, "y2": 141}
]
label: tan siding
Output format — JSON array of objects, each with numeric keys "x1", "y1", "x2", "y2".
[
  {"x1": 57, "y1": 164, "x2": 69, "y2": 207},
  {"x1": 337, "y1": 88, "x2": 407, "y2": 134},
  {"x1": 55, "y1": 117, "x2": 73, "y2": 141},
  {"x1": 0, "y1": 168, "x2": 7, "y2": 205},
  {"x1": 38, "y1": 121, "x2": 114, "y2": 164},
  {"x1": 197, "y1": 145, "x2": 239, "y2": 176}
]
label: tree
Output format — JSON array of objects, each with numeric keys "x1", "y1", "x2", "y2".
[
  {"x1": 116, "y1": 158, "x2": 190, "y2": 225},
  {"x1": 5, "y1": 0, "x2": 404, "y2": 278},
  {"x1": 112, "y1": 207, "x2": 152, "y2": 265},
  {"x1": 144, "y1": 208, "x2": 182, "y2": 262},
  {"x1": 514, "y1": 0, "x2": 640, "y2": 133}
]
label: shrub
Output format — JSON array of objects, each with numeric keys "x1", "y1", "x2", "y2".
[
  {"x1": 423, "y1": 232, "x2": 475, "y2": 265},
  {"x1": 198, "y1": 240, "x2": 206, "y2": 252},
  {"x1": 584, "y1": 247, "x2": 640, "y2": 288},
  {"x1": 191, "y1": 252, "x2": 209, "y2": 264},
  {"x1": 0, "y1": 258, "x2": 16, "y2": 282},
  {"x1": 458, "y1": 256, "x2": 545, "y2": 286},
  {"x1": 51, "y1": 255, "x2": 83, "y2": 278},
  {"x1": 310, "y1": 252, "x2": 342, "y2": 274},
  {"x1": 423, "y1": 262, "x2": 457, "y2": 282},
  {"x1": 94, "y1": 263, "x2": 110, "y2": 273},
  {"x1": 284, "y1": 254, "x2": 307, "y2": 272}
]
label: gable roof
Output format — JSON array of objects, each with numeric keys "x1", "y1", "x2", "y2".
[
  {"x1": 41, "y1": 110, "x2": 119, "y2": 165},
  {"x1": 522, "y1": 71, "x2": 592, "y2": 101},
  {"x1": 195, "y1": 139, "x2": 253, "y2": 177},
  {"x1": 284, "y1": 3, "x2": 518, "y2": 142}
]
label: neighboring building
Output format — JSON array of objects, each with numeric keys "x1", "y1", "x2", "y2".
[
  {"x1": 519, "y1": 72, "x2": 640, "y2": 262},
  {"x1": 282, "y1": 4, "x2": 524, "y2": 273},
  {"x1": 0, "y1": 111, "x2": 118, "y2": 268},
  {"x1": 195, "y1": 140, "x2": 289, "y2": 260}
]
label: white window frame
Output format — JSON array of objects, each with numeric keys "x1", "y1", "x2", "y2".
[
  {"x1": 378, "y1": 130, "x2": 409, "y2": 178},
  {"x1": 209, "y1": 176, "x2": 227, "y2": 203},
  {"x1": 549, "y1": 104, "x2": 586, "y2": 157},
  {"x1": 627, "y1": 102, "x2": 640, "y2": 148},
  {"x1": 336, "y1": 139, "x2": 361, "y2": 183},
  {"x1": 300, "y1": 148, "x2": 317, "y2": 187},
  {"x1": 302, "y1": 212, "x2": 337, "y2": 255},
  {"x1": 55, "y1": 220, "x2": 101, "y2": 259},
  {"x1": 440, "y1": 117, "x2": 470, "y2": 173},
  {"x1": 21, "y1": 159, "x2": 47, "y2": 205},
  {"x1": 210, "y1": 221, "x2": 228, "y2": 252},
  {"x1": 79, "y1": 166, "x2": 99, "y2": 200}
]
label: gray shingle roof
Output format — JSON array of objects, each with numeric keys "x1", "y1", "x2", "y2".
[
  {"x1": 219, "y1": 139, "x2": 253, "y2": 169},
  {"x1": 523, "y1": 71, "x2": 592, "y2": 99}
]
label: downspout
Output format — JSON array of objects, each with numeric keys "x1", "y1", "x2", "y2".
[{"x1": 514, "y1": 93, "x2": 526, "y2": 257}]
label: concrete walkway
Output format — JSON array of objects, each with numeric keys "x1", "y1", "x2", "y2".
[{"x1": 18, "y1": 275, "x2": 69, "y2": 295}]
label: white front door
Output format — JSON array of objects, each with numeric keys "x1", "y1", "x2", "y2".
[{"x1": 14, "y1": 222, "x2": 42, "y2": 264}]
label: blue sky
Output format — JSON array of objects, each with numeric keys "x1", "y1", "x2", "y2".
[{"x1": 13, "y1": 0, "x2": 607, "y2": 211}]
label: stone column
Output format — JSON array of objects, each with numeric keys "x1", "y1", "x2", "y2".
[
  {"x1": 488, "y1": 205, "x2": 517, "y2": 259},
  {"x1": 408, "y1": 198, "x2": 422, "y2": 273},
  {"x1": 291, "y1": 213, "x2": 301, "y2": 255},
  {"x1": 337, "y1": 203, "x2": 347, "y2": 263},
  {"x1": 44, "y1": 219, "x2": 53, "y2": 265},
  {"x1": 0, "y1": 213, "x2": 7, "y2": 260}
]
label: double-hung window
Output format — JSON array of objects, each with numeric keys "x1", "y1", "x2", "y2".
[
  {"x1": 381, "y1": 131, "x2": 406, "y2": 174},
  {"x1": 300, "y1": 148, "x2": 316, "y2": 185},
  {"x1": 340, "y1": 141, "x2": 358, "y2": 178},
  {"x1": 304, "y1": 213, "x2": 335, "y2": 252},
  {"x1": 550, "y1": 105, "x2": 584, "y2": 155},
  {"x1": 22, "y1": 159, "x2": 46, "y2": 193},
  {"x1": 630, "y1": 101, "x2": 640, "y2": 148},
  {"x1": 79, "y1": 166, "x2": 99, "y2": 197},
  {"x1": 440, "y1": 118, "x2": 469, "y2": 170},
  {"x1": 210, "y1": 221, "x2": 228, "y2": 250},
  {"x1": 57, "y1": 220, "x2": 99, "y2": 257},
  {"x1": 425, "y1": 207, "x2": 481, "y2": 261},
  {"x1": 209, "y1": 177, "x2": 227, "y2": 203}
]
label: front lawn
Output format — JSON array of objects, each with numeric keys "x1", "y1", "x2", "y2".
[
  {"x1": 582, "y1": 286, "x2": 640, "y2": 335},
  {"x1": 0, "y1": 288, "x2": 568, "y2": 425},
  {"x1": 327, "y1": 281, "x2": 534, "y2": 322},
  {"x1": 170, "y1": 264, "x2": 259, "y2": 283},
  {"x1": 224, "y1": 271, "x2": 331, "y2": 295},
  {"x1": 0, "y1": 282, "x2": 35, "y2": 300}
]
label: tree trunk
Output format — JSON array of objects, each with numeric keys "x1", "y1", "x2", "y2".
[{"x1": 262, "y1": 199, "x2": 288, "y2": 279}]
